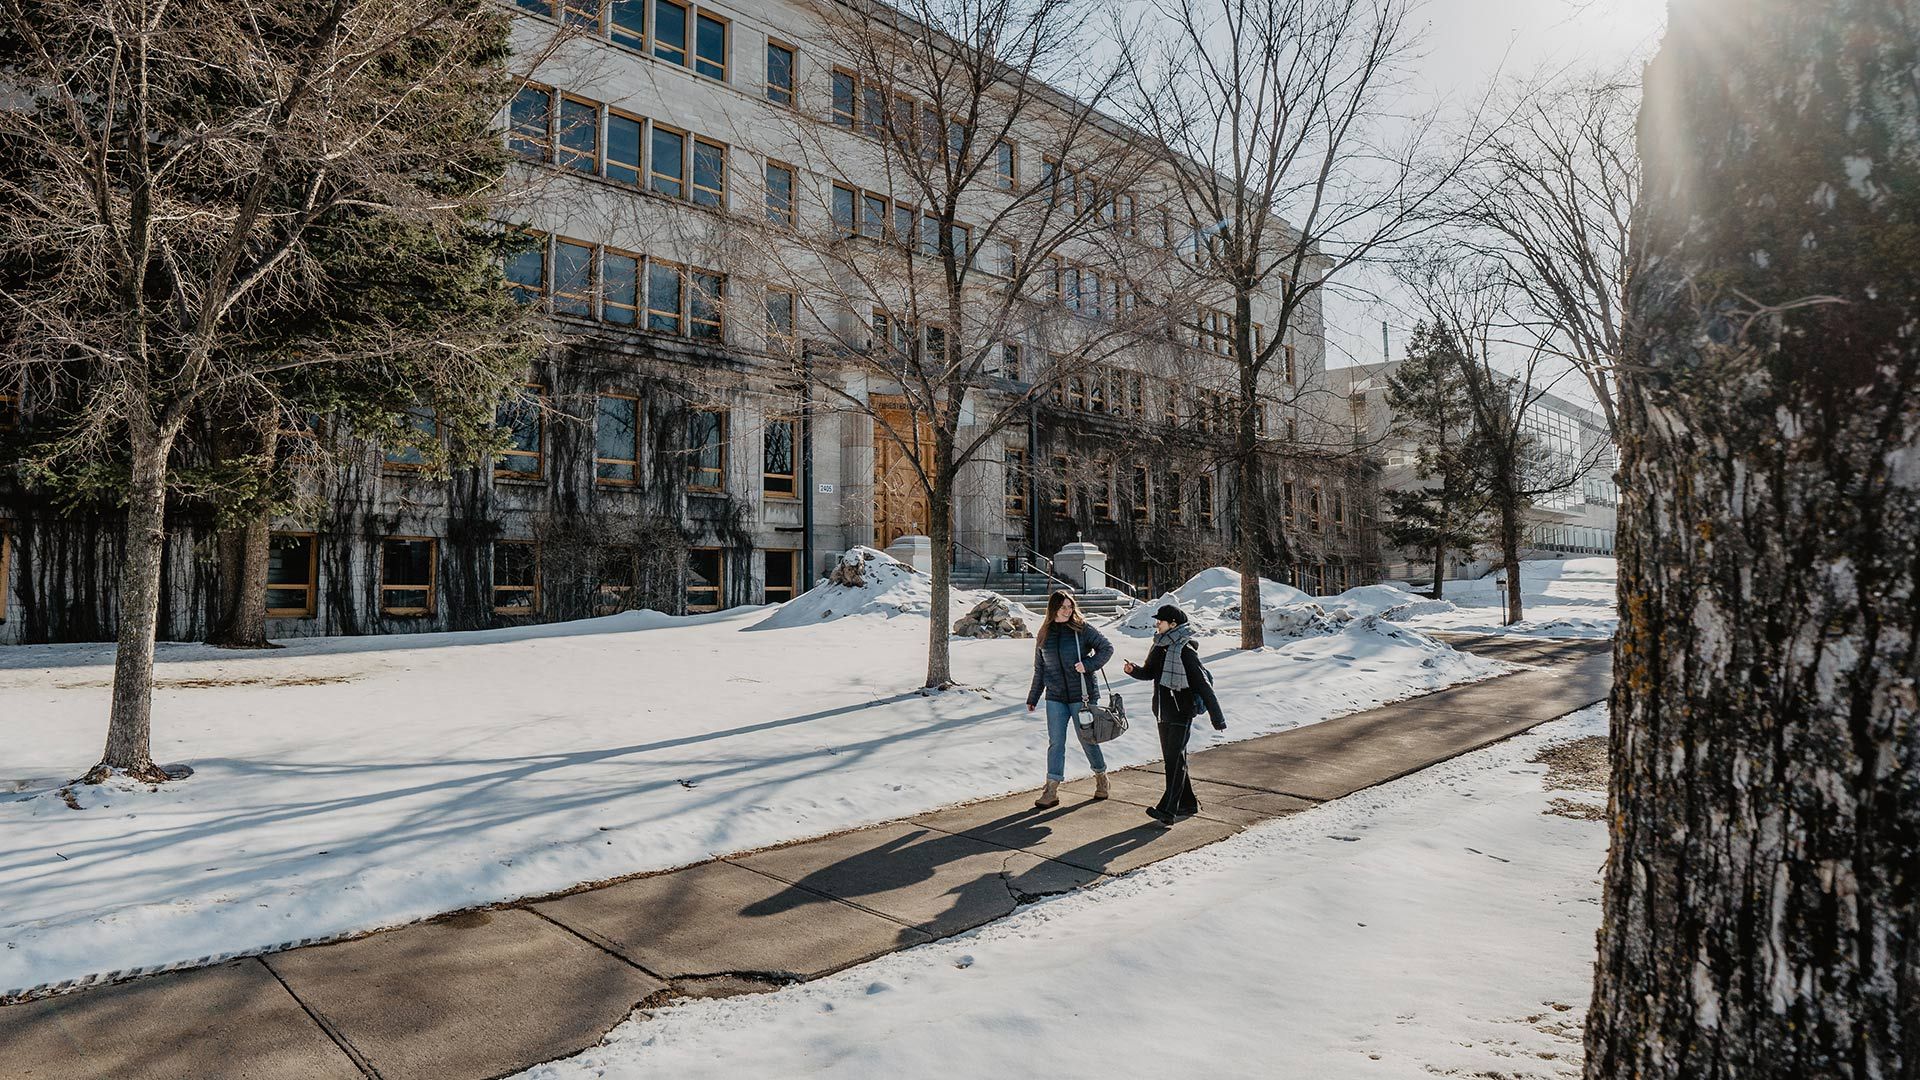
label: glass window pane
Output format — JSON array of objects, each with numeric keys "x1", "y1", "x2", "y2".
[
  {"x1": 558, "y1": 98, "x2": 597, "y2": 172},
  {"x1": 648, "y1": 262, "x2": 683, "y2": 333},
  {"x1": 692, "y1": 140, "x2": 725, "y2": 207},
  {"x1": 595, "y1": 395, "x2": 637, "y2": 482},
  {"x1": 509, "y1": 88, "x2": 550, "y2": 161},
  {"x1": 654, "y1": 0, "x2": 686, "y2": 64},
  {"x1": 650, "y1": 127, "x2": 684, "y2": 197},
  {"x1": 609, "y1": 0, "x2": 644, "y2": 48},
  {"x1": 862, "y1": 193, "x2": 886, "y2": 238},
  {"x1": 553, "y1": 240, "x2": 594, "y2": 317},
  {"x1": 690, "y1": 272, "x2": 723, "y2": 340},
  {"x1": 603, "y1": 252, "x2": 638, "y2": 325},
  {"x1": 832, "y1": 185, "x2": 855, "y2": 234},
  {"x1": 765, "y1": 163, "x2": 793, "y2": 223},
  {"x1": 695, "y1": 13, "x2": 726, "y2": 79},
  {"x1": 831, "y1": 71, "x2": 855, "y2": 126},
  {"x1": 506, "y1": 238, "x2": 545, "y2": 304},
  {"x1": 685, "y1": 548, "x2": 722, "y2": 610},
  {"x1": 563, "y1": 0, "x2": 599, "y2": 29},
  {"x1": 766, "y1": 42, "x2": 794, "y2": 104},
  {"x1": 606, "y1": 113, "x2": 641, "y2": 184},
  {"x1": 514, "y1": 0, "x2": 553, "y2": 13},
  {"x1": 763, "y1": 419, "x2": 794, "y2": 493},
  {"x1": 689, "y1": 411, "x2": 724, "y2": 487},
  {"x1": 267, "y1": 536, "x2": 313, "y2": 586}
]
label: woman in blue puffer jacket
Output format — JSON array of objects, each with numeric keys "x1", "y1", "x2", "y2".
[{"x1": 1025, "y1": 589, "x2": 1114, "y2": 808}]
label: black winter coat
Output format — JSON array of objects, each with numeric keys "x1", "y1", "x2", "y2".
[
  {"x1": 1126, "y1": 641, "x2": 1226, "y2": 727},
  {"x1": 1027, "y1": 623, "x2": 1114, "y2": 705}
]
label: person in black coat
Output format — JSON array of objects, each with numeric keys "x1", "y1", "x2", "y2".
[{"x1": 1122, "y1": 604, "x2": 1224, "y2": 823}]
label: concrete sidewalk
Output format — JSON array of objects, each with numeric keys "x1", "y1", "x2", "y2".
[{"x1": 0, "y1": 637, "x2": 1610, "y2": 1080}]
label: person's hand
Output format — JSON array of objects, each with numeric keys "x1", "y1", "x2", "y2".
[
  {"x1": 1122, "y1": 660, "x2": 1137, "y2": 675},
  {"x1": 1074, "y1": 662, "x2": 1086, "y2": 673},
  {"x1": 1028, "y1": 702, "x2": 1037, "y2": 713}
]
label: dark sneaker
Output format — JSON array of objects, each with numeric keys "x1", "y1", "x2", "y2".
[{"x1": 1146, "y1": 807, "x2": 1175, "y2": 824}]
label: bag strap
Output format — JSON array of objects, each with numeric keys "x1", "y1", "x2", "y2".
[{"x1": 1074, "y1": 628, "x2": 1115, "y2": 696}]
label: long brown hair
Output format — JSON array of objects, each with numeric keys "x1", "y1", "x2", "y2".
[{"x1": 1035, "y1": 589, "x2": 1086, "y2": 647}]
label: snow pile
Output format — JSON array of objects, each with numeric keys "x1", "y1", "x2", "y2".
[
  {"x1": 1381, "y1": 557, "x2": 1619, "y2": 640},
  {"x1": 1319, "y1": 583, "x2": 1459, "y2": 625},
  {"x1": 1118, "y1": 567, "x2": 1313, "y2": 635},
  {"x1": 755, "y1": 547, "x2": 1029, "y2": 630}
]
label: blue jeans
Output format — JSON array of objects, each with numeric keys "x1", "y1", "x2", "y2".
[{"x1": 1045, "y1": 698, "x2": 1108, "y2": 782}]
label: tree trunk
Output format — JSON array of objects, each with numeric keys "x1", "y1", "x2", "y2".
[
  {"x1": 1430, "y1": 539, "x2": 1445, "y2": 600},
  {"x1": 92, "y1": 426, "x2": 175, "y2": 783},
  {"x1": 212, "y1": 421, "x2": 280, "y2": 649},
  {"x1": 924, "y1": 436, "x2": 956, "y2": 689},
  {"x1": 1499, "y1": 501, "x2": 1522, "y2": 625},
  {"x1": 1235, "y1": 316, "x2": 1264, "y2": 649},
  {"x1": 1585, "y1": 1, "x2": 1920, "y2": 1075}
]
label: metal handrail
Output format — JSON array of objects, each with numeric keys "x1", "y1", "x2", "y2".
[{"x1": 1078, "y1": 564, "x2": 1149, "y2": 606}]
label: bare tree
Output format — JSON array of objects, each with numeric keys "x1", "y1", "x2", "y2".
[
  {"x1": 750, "y1": 0, "x2": 1170, "y2": 688},
  {"x1": 1587, "y1": 0, "x2": 1920, "y2": 1073},
  {"x1": 1121, "y1": 0, "x2": 1487, "y2": 649},
  {"x1": 1458, "y1": 69, "x2": 1640, "y2": 437},
  {"x1": 0, "y1": 0, "x2": 535, "y2": 781}
]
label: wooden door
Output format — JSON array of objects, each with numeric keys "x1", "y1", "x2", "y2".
[{"x1": 872, "y1": 400, "x2": 932, "y2": 549}]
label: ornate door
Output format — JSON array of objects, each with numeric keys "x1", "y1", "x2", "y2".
[{"x1": 872, "y1": 400, "x2": 932, "y2": 549}]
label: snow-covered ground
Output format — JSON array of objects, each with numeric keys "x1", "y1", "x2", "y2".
[
  {"x1": 520, "y1": 706, "x2": 1610, "y2": 1080},
  {"x1": 1369, "y1": 558, "x2": 1619, "y2": 640},
  {"x1": 0, "y1": 560, "x2": 1512, "y2": 997}
]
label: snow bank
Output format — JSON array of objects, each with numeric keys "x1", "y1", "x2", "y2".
[
  {"x1": 753, "y1": 546, "x2": 1030, "y2": 630},
  {"x1": 1117, "y1": 566, "x2": 1312, "y2": 635},
  {"x1": 1380, "y1": 558, "x2": 1619, "y2": 640}
]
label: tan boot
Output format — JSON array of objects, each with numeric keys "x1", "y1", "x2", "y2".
[
  {"x1": 1092, "y1": 772, "x2": 1111, "y2": 800},
  {"x1": 1034, "y1": 780, "x2": 1061, "y2": 809}
]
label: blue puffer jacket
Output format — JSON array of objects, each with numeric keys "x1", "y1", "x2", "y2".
[{"x1": 1027, "y1": 622, "x2": 1114, "y2": 705}]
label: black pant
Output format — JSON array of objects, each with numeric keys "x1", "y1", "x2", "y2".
[{"x1": 1156, "y1": 718, "x2": 1198, "y2": 816}]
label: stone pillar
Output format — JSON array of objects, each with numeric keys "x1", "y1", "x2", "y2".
[
  {"x1": 885, "y1": 534, "x2": 933, "y2": 574},
  {"x1": 1053, "y1": 541, "x2": 1106, "y2": 591}
]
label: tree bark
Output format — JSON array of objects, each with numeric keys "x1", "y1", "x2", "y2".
[
  {"x1": 924, "y1": 433, "x2": 956, "y2": 689},
  {"x1": 92, "y1": 425, "x2": 175, "y2": 782},
  {"x1": 212, "y1": 421, "x2": 279, "y2": 649},
  {"x1": 1585, "y1": 1, "x2": 1920, "y2": 1075},
  {"x1": 1430, "y1": 539, "x2": 1445, "y2": 600},
  {"x1": 1499, "y1": 499, "x2": 1522, "y2": 626},
  {"x1": 1235, "y1": 296, "x2": 1265, "y2": 649}
]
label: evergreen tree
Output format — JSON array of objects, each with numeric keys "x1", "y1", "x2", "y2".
[{"x1": 1380, "y1": 322, "x2": 1485, "y2": 597}]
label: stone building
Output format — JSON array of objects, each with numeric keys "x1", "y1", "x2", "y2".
[{"x1": 0, "y1": 0, "x2": 1378, "y2": 644}]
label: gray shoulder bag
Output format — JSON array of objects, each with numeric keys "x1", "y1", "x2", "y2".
[{"x1": 1071, "y1": 629, "x2": 1129, "y2": 744}]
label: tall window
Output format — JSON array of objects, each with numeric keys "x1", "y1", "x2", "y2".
[
  {"x1": 603, "y1": 250, "x2": 640, "y2": 325},
  {"x1": 765, "y1": 288, "x2": 796, "y2": 353},
  {"x1": 380, "y1": 538, "x2": 436, "y2": 616},
  {"x1": 595, "y1": 393, "x2": 640, "y2": 484},
  {"x1": 690, "y1": 271, "x2": 725, "y2": 340},
  {"x1": 610, "y1": 0, "x2": 644, "y2": 49},
  {"x1": 1197, "y1": 474, "x2": 1216, "y2": 527},
  {"x1": 693, "y1": 11, "x2": 727, "y2": 79},
  {"x1": 653, "y1": 0, "x2": 688, "y2": 64},
  {"x1": 763, "y1": 416, "x2": 796, "y2": 497},
  {"x1": 862, "y1": 192, "x2": 887, "y2": 239},
  {"x1": 686, "y1": 548, "x2": 724, "y2": 611},
  {"x1": 494, "y1": 542, "x2": 540, "y2": 615},
  {"x1": 384, "y1": 405, "x2": 438, "y2": 469},
  {"x1": 509, "y1": 87, "x2": 551, "y2": 161},
  {"x1": 998, "y1": 341, "x2": 1022, "y2": 380},
  {"x1": 495, "y1": 386, "x2": 544, "y2": 479},
  {"x1": 606, "y1": 110, "x2": 642, "y2": 184},
  {"x1": 597, "y1": 547, "x2": 636, "y2": 613},
  {"x1": 647, "y1": 262, "x2": 683, "y2": 333},
  {"x1": 831, "y1": 70, "x2": 857, "y2": 126},
  {"x1": 688, "y1": 409, "x2": 726, "y2": 491},
  {"x1": 1166, "y1": 470, "x2": 1184, "y2": 526},
  {"x1": 764, "y1": 161, "x2": 795, "y2": 225},
  {"x1": 506, "y1": 233, "x2": 546, "y2": 304},
  {"x1": 766, "y1": 41, "x2": 796, "y2": 105},
  {"x1": 557, "y1": 96, "x2": 598, "y2": 172},
  {"x1": 1005, "y1": 447, "x2": 1028, "y2": 516},
  {"x1": 1092, "y1": 460, "x2": 1113, "y2": 520},
  {"x1": 831, "y1": 183, "x2": 856, "y2": 235},
  {"x1": 552, "y1": 240, "x2": 595, "y2": 318},
  {"x1": 1132, "y1": 465, "x2": 1150, "y2": 524},
  {"x1": 1283, "y1": 343, "x2": 1297, "y2": 383},
  {"x1": 1050, "y1": 455, "x2": 1071, "y2": 516},
  {"x1": 650, "y1": 124, "x2": 686, "y2": 197},
  {"x1": 994, "y1": 140, "x2": 1015, "y2": 188},
  {"x1": 265, "y1": 533, "x2": 317, "y2": 617},
  {"x1": 763, "y1": 549, "x2": 799, "y2": 603},
  {"x1": 691, "y1": 138, "x2": 726, "y2": 207}
]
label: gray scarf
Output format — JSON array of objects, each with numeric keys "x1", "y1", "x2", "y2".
[{"x1": 1153, "y1": 624, "x2": 1197, "y2": 691}]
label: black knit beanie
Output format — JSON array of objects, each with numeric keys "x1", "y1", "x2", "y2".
[{"x1": 1154, "y1": 604, "x2": 1189, "y2": 625}]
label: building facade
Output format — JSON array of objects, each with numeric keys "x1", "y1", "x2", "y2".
[{"x1": 0, "y1": 0, "x2": 1376, "y2": 645}]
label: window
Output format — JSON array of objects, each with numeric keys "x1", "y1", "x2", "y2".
[
  {"x1": 766, "y1": 40, "x2": 796, "y2": 105},
  {"x1": 862, "y1": 192, "x2": 888, "y2": 239},
  {"x1": 1088, "y1": 373, "x2": 1106, "y2": 414},
  {"x1": 686, "y1": 548, "x2": 724, "y2": 611},
  {"x1": 764, "y1": 549, "x2": 800, "y2": 603},
  {"x1": 831, "y1": 70, "x2": 857, "y2": 127},
  {"x1": 494, "y1": 541, "x2": 539, "y2": 615},
  {"x1": 610, "y1": 0, "x2": 644, "y2": 49},
  {"x1": 380, "y1": 538, "x2": 436, "y2": 616},
  {"x1": 557, "y1": 95, "x2": 599, "y2": 172},
  {"x1": 1092, "y1": 460, "x2": 1113, "y2": 520},
  {"x1": 1197, "y1": 474, "x2": 1216, "y2": 527},
  {"x1": 893, "y1": 202, "x2": 917, "y2": 246},
  {"x1": 606, "y1": 110, "x2": 643, "y2": 185},
  {"x1": 265, "y1": 533, "x2": 317, "y2": 617},
  {"x1": 690, "y1": 271, "x2": 725, "y2": 340},
  {"x1": 1005, "y1": 447, "x2": 1028, "y2": 516},
  {"x1": 563, "y1": 0, "x2": 600, "y2": 30},
  {"x1": 495, "y1": 385, "x2": 544, "y2": 478},
  {"x1": 506, "y1": 233, "x2": 546, "y2": 304},
  {"x1": 650, "y1": 124, "x2": 686, "y2": 197},
  {"x1": 508, "y1": 87, "x2": 551, "y2": 161},
  {"x1": 691, "y1": 137, "x2": 726, "y2": 207},
  {"x1": 981, "y1": 238, "x2": 1014, "y2": 277},
  {"x1": 553, "y1": 239, "x2": 595, "y2": 318},
  {"x1": 647, "y1": 261, "x2": 683, "y2": 333},
  {"x1": 1132, "y1": 465, "x2": 1150, "y2": 524},
  {"x1": 597, "y1": 547, "x2": 636, "y2": 613},
  {"x1": 603, "y1": 249, "x2": 640, "y2": 325},
  {"x1": 384, "y1": 405, "x2": 438, "y2": 469},
  {"x1": 1166, "y1": 470, "x2": 1184, "y2": 526},
  {"x1": 1050, "y1": 455, "x2": 1071, "y2": 516},
  {"x1": 688, "y1": 408, "x2": 726, "y2": 490},
  {"x1": 1333, "y1": 492, "x2": 1346, "y2": 525},
  {"x1": 1284, "y1": 343, "x2": 1297, "y2": 384},
  {"x1": 832, "y1": 183, "x2": 856, "y2": 235},
  {"x1": 595, "y1": 393, "x2": 640, "y2": 484},
  {"x1": 998, "y1": 341, "x2": 1022, "y2": 380},
  {"x1": 863, "y1": 85, "x2": 886, "y2": 138},
  {"x1": 765, "y1": 288, "x2": 796, "y2": 354},
  {"x1": 764, "y1": 161, "x2": 795, "y2": 225},
  {"x1": 694, "y1": 11, "x2": 727, "y2": 79},
  {"x1": 763, "y1": 416, "x2": 797, "y2": 497},
  {"x1": 653, "y1": 0, "x2": 687, "y2": 64},
  {"x1": 515, "y1": 0, "x2": 553, "y2": 14},
  {"x1": 994, "y1": 140, "x2": 1014, "y2": 189}
]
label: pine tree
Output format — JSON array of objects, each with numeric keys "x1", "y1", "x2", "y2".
[{"x1": 1380, "y1": 322, "x2": 1485, "y2": 597}]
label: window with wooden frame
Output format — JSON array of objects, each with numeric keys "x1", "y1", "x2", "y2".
[
  {"x1": 562, "y1": 0, "x2": 601, "y2": 30},
  {"x1": 765, "y1": 287, "x2": 796, "y2": 354},
  {"x1": 998, "y1": 341, "x2": 1022, "y2": 380},
  {"x1": 493, "y1": 541, "x2": 540, "y2": 615},
  {"x1": 1333, "y1": 492, "x2": 1346, "y2": 526},
  {"x1": 689, "y1": 270, "x2": 725, "y2": 340},
  {"x1": 1165, "y1": 470, "x2": 1185, "y2": 526},
  {"x1": 693, "y1": 10, "x2": 727, "y2": 80},
  {"x1": 1, "y1": 389, "x2": 22, "y2": 431},
  {"x1": 1004, "y1": 447, "x2": 1028, "y2": 516},
  {"x1": 1132, "y1": 464, "x2": 1150, "y2": 524},
  {"x1": 606, "y1": 109, "x2": 643, "y2": 185},
  {"x1": 831, "y1": 69, "x2": 857, "y2": 127},
  {"x1": 1068, "y1": 376, "x2": 1088, "y2": 412},
  {"x1": 506, "y1": 231, "x2": 546, "y2": 305},
  {"x1": 763, "y1": 549, "x2": 800, "y2": 604},
  {"x1": 862, "y1": 192, "x2": 888, "y2": 239},
  {"x1": 556, "y1": 95, "x2": 599, "y2": 172},
  {"x1": 646, "y1": 261, "x2": 684, "y2": 333},
  {"x1": 1092, "y1": 460, "x2": 1114, "y2": 521},
  {"x1": 514, "y1": 0, "x2": 553, "y2": 15},
  {"x1": 691, "y1": 137, "x2": 726, "y2": 207},
  {"x1": 687, "y1": 408, "x2": 726, "y2": 491},
  {"x1": 610, "y1": 0, "x2": 644, "y2": 49},
  {"x1": 892, "y1": 202, "x2": 917, "y2": 247},
  {"x1": 1162, "y1": 381, "x2": 1180, "y2": 426},
  {"x1": 595, "y1": 393, "x2": 640, "y2": 484},
  {"x1": 1309, "y1": 487, "x2": 1323, "y2": 529},
  {"x1": 650, "y1": 123, "x2": 686, "y2": 197},
  {"x1": 764, "y1": 161, "x2": 795, "y2": 225},
  {"x1": 686, "y1": 547, "x2": 725, "y2": 611},
  {"x1": 1050, "y1": 455, "x2": 1072, "y2": 516},
  {"x1": 495, "y1": 385, "x2": 545, "y2": 479},
  {"x1": 861, "y1": 84, "x2": 886, "y2": 138},
  {"x1": 1197, "y1": 474, "x2": 1216, "y2": 527},
  {"x1": 1127, "y1": 373, "x2": 1146, "y2": 418},
  {"x1": 1283, "y1": 480, "x2": 1296, "y2": 521},
  {"x1": 383, "y1": 405, "x2": 439, "y2": 469},
  {"x1": 765, "y1": 40, "x2": 796, "y2": 105},
  {"x1": 653, "y1": 0, "x2": 688, "y2": 64},
  {"x1": 552, "y1": 239, "x2": 595, "y2": 319},
  {"x1": 994, "y1": 140, "x2": 1015, "y2": 189},
  {"x1": 597, "y1": 546, "x2": 636, "y2": 613},
  {"x1": 508, "y1": 86, "x2": 552, "y2": 162},
  {"x1": 264, "y1": 532, "x2": 317, "y2": 617},
  {"x1": 831, "y1": 183, "x2": 857, "y2": 236},
  {"x1": 1088, "y1": 372, "x2": 1106, "y2": 414},
  {"x1": 380, "y1": 537, "x2": 436, "y2": 616},
  {"x1": 762, "y1": 415, "x2": 797, "y2": 497},
  {"x1": 603, "y1": 249, "x2": 640, "y2": 326}
]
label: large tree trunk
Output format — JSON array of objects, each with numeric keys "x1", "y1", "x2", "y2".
[
  {"x1": 1235, "y1": 316, "x2": 1265, "y2": 649},
  {"x1": 1585, "y1": 1, "x2": 1920, "y2": 1075},
  {"x1": 211, "y1": 421, "x2": 280, "y2": 649},
  {"x1": 1499, "y1": 500, "x2": 1522, "y2": 625},
  {"x1": 1430, "y1": 538, "x2": 1445, "y2": 600},
  {"x1": 924, "y1": 436, "x2": 956, "y2": 689},
  {"x1": 91, "y1": 426, "x2": 175, "y2": 783}
]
